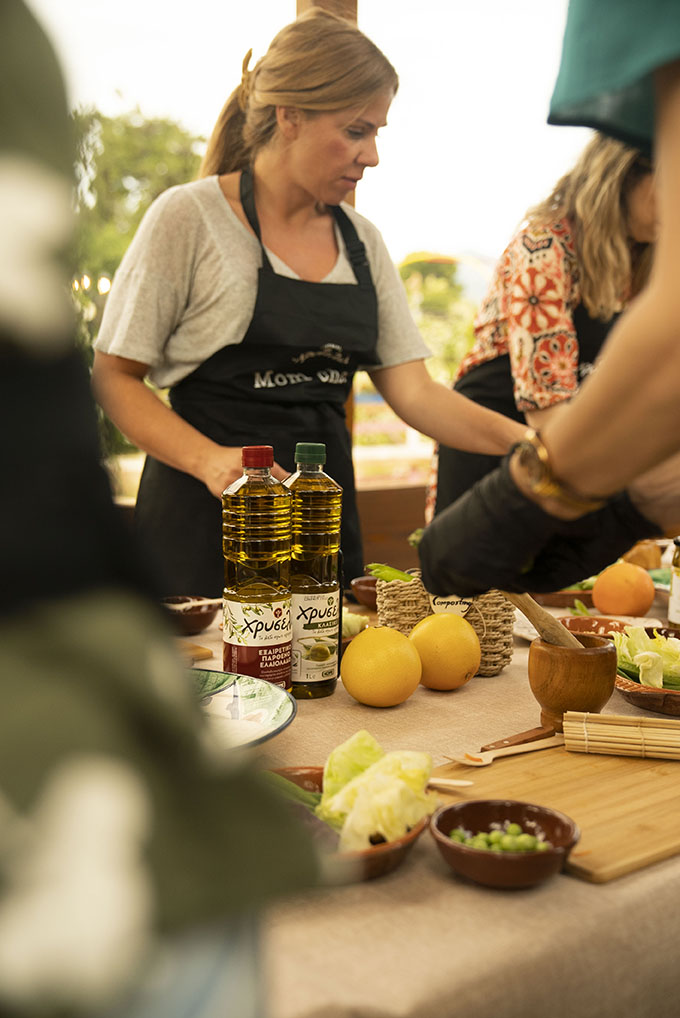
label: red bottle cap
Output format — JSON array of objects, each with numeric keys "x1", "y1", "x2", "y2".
[{"x1": 242, "y1": 445, "x2": 274, "y2": 468}]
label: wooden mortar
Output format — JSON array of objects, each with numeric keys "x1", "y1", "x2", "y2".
[{"x1": 528, "y1": 633, "x2": 618, "y2": 732}]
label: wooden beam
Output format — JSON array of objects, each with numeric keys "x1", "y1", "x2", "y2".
[
  {"x1": 296, "y1": 0, "x2": 357, "y2": 20},
  {"x1": 296, "y1": 0, "x2": 358, "y2": 436}
]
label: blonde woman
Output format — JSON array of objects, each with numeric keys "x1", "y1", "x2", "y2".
[
  {"x1": 432, "y1": 133, "x2": 656, "y2": 517},
  {"x1": 419, "y1": 1, "x2": 680, "y2": 600},
  {"x1": 91, "y1": 7, "x2": 524, "y2": 595}
]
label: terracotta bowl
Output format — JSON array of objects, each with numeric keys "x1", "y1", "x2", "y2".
[
  {"x1": 615, "y1": 626, "x2": 680, "y2": 717},
  {"x1": 274, "y1": 765, "x2": 428, "y2": 882},
  {"x1": 162, "y1": 596, "x2": 220, "y2": 636},
  {"x1": 430, "y1": 799, "x2": 580, "y2": 889},
  {"x1": 559, "y1": 616, "x2": 629, "y2": 637},
  {"x1": 528, "y1": 633, "x2": 617, "y2": 732},
  {"x1": 350, "y1": 576, "x2": 378, "y2": 612}
]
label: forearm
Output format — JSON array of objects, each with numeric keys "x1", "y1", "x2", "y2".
[
  {"x1": 542, "y1": 286, "x2": 680, "y2": 496},
  {"x1": 93, "y1": 369, "x2": 219, "y2": 482},
  {"x1": 545, "y1": 61, "x2": 680, "y2": 498},
  {"x1": 370, "y1": 362, "x2": 524, "y2": 455}
]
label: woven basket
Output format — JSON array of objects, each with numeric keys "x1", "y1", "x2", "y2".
[{"x1": 376, "y1": 570, "x2": 514, "y2": 677}]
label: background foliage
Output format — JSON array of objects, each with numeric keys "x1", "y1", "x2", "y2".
[{"x1": 72, "y1": 107, "x2": 203, "y2": 453}]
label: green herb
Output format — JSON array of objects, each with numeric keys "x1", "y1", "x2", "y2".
[
  {"x1": 366, "y1": 562, "x2": 414, "y2": 583},
  {"x1": 570, "y1": 599, "x2": 592, "y2": 617},
  {"x1": 263, "y1": 771, "x2": 322, "y2": 811},
  {"x1": 563, "y1": 575, "x2": 598, "y2": 591}
]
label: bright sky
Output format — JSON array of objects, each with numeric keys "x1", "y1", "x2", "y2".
[{"x1": 29, "y1": 0, "x2": 592, "y2": 266}]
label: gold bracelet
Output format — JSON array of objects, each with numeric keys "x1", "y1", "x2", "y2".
[{"x1": 512, "y1": 429, "x2": 607, "y2": 514}]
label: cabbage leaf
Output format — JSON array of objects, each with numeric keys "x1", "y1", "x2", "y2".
[
  {"x1": 321, "y1": 729, "x2": 384, "y2": 799},
  {"x1": 316, "y1": 735, "x2": 437, "y2": 850},
  {"x1": 612, "y1": 628, "x2": 680, "y2": 689}
]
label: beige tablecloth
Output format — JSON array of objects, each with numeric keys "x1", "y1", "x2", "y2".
[{"x1": 191, "y1": 597, "x2": 679, "y2": 1018}]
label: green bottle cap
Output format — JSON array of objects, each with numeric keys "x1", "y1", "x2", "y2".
[{"x1": 294, "y1": 442, "x2": 326, "y2": 465}]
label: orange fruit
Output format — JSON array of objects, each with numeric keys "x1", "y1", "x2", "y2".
[
  {"x1": 408, "y1": 613, "x2": 481, "y2": 690},
  {"x1": 591, "y1": 561, "x2": 655, "y2": 616},
  {"x1": 340, "y1": 626, "x2": 422, "y2": 707}
]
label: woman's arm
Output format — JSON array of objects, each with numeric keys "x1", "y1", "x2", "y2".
[
  {"x1": 542, "y1": 61, "x2": 680, "y2": 498},
  {"x1": 369, "y1": 359, "x2": 525, "y2": 454},
  {"x1": 91, "y1": 352, "x2": 284, "y2": 497},
  {"x1": 523, "y1": 403, "x2": 570, "y2": 431}
]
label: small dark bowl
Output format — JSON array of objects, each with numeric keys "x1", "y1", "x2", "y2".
[
  {"x1": 350, "y1": 576, "x2": 378, "y2": 611},
  {"x1": 430, "y1": 799, "x2": 580, "y2": 889},
  {"x1": 275, "y1": 766, "x2": 427, "y2": 882},
  {"x1": 162, "y1": 596, "x2": 220, "y2": 636}
]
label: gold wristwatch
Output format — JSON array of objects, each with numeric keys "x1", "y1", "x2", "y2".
[{"x1": 512, "y1": 429, "x2": 607, "y2": 514}]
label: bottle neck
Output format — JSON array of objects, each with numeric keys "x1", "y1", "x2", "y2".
[
  {"x1": 244, "y1": 466, "x2": 271, "y2": 477},
  {"x1": 296, "y1": 462, "x2": 323, "y2": 473}
]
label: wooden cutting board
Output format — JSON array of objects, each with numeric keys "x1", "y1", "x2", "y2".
[
  {"x1": 432, "y1": 747, "x2": 680, "y2": 882},
  {"x1": 176, "y1": 640, "x2": 214, "y2": 664}
]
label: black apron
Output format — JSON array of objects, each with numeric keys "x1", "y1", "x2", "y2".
[
  {"x1": 135, "y1": 170, "x2": 379, "y2": 596},
  {"x1": 434, "y1": 303, "x2": 618, "y2": 514}
]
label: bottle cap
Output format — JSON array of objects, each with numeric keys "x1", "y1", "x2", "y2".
[
  {"x1": 294, "y1": 442, "x2": 326, "y2": 465},
  {"x1": 242, "y1": 445, "x2": 274, "y2": 468}
]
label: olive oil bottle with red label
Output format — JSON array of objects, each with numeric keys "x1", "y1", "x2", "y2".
[
  {"x1": 284, "y1": 443, "x2": 342, "y2": 699},
  {"x1": 222, "y1": 445, "x2": 292, "y2": 689}
]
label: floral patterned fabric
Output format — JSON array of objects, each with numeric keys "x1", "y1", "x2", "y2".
[{"x1": 457, "y1": 217, "x2": 595, "y2": 411}]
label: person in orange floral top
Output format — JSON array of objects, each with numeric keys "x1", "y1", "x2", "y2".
[{"x1": 429, "y1": 133, "x2": 655, "y2": 520}]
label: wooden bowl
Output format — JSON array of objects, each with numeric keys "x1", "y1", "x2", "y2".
[
  {"x1": 615, "y1": 626, "x2": 680, "y2": 717},
  {"x1": 528, "y1": 633, "x2": 617, "y2": 732},
  {"x1": 350, "y1": 576, "x2": 378, "y2": 612},
  {"x1": 430, "y1": 800, "x2": 579, "y2": 889},
  {"x1": 274, "y1": 766, "x2": 428, "y2": 882},
  {"x1": 162, "y1": 596, "x2": 220, "y2": 636}
]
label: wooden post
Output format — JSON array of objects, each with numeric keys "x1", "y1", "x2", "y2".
[
  {"x1": 296, "y1": 0, "x2": 357, "y2": 19},
  {"x1": 295, "y1": 0, "x2": 357, "y2": 437}
]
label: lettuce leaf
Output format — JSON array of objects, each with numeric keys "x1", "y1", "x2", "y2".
[
  {"x1": 336, "y1": 775, "x2": 437, "y2": 853},
  {"x1": 612, "y1": 628, "x2": 680, "y2": 689},
  {"x1": 316, "y1": 736, "x2": 437, "y2": 850},
  {"x1": 317, "y1": 751, "x2": 434, "y2": 826},
  {"x1": 321, "y1": 729, "x2": 384, "y2": 799}
]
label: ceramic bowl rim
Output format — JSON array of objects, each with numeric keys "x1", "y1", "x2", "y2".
[{"x1": 430, "y1": 798, "x2": 581, "y2": 857}]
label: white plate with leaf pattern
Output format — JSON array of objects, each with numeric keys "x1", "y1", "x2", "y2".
[{"x1": 192, "y1": 669, "x2": 297, "y2": 748}]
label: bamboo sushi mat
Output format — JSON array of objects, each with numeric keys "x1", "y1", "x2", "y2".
[{"x1": 563, "y1": 711, "x2": 680, "y2": 760}]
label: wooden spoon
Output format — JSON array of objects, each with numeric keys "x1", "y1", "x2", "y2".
[{"x1": 502, "y1": 591, "x2": 583, "y2": 649}]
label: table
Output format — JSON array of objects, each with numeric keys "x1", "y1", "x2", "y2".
[{"x1": 190, "y1": 595, "x2": 680, "y2": 1018}]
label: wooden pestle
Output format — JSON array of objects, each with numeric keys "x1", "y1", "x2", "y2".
[{"x1": 502, "y1": 591, "x2": 583, "y2": 648}]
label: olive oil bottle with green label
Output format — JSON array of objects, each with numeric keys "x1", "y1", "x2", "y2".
[
  {"x1": 222, "y1": 445, "x2": 292, "y2": 689},
  {"x1": 284, "y1": 443, "x2": 342, "y2": 699}
]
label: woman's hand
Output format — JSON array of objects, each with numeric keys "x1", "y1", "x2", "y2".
[
  {"x1": 198, "y1": 447, "x2": 290, "y2": 499},
  {"x1": 92, "y1": 352, "x2": 289, "y2": 496}
]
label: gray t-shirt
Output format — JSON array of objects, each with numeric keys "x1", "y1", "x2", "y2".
[{"x1": 95, "y1": 175, "x2": 430, "y2": 389}]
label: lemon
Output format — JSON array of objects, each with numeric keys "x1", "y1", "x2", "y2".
[
  {"x1": 340, "y1": 626, "x2": 422, "y2": 707},
  {"x1": 409, "y1": 613, "x2": 481, "y2": 690}
]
